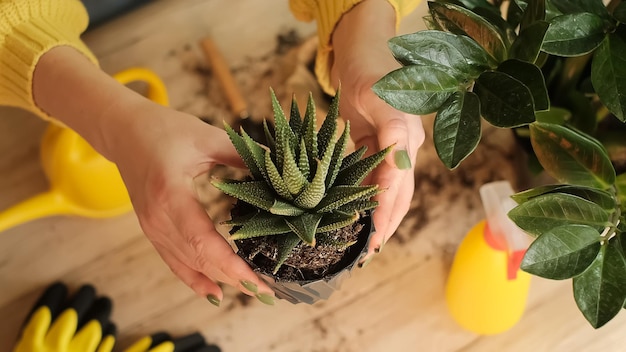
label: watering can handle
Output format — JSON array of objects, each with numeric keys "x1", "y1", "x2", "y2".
[
  {"x1": 113, "y1": 68, "x2": 169, "y2": 107},
  {"x1": 0, "y1": 191, "x2": 71, "y2": 233}
]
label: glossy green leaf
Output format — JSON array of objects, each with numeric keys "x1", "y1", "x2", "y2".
[
  {"x1": 550, "y1": 0, "x2": 610, "y2": 19},
  {"x1": 542, "y1": 13, "x2": 606, "y2": 57},
  {"x1": 428, "y1": 1, "x2": 508, "y2": 62},
  {"x1": 508, "y1": 193, "x2": 611, "y2": 237},
  {"x1": 474, "y1": 71, "x2": 536, "y2": 127},
  {"x1": 286, "y1": 213, "x2": 323, "y2": 245},
  {"x1": 373, "y1": 65, "x2": 459, "y2": 115},
  {"x1": 521, "y1": 224, "x2": 601, "y2": 279},
  {"x1": 530, "y1": 122, "x2": 616, "y2": 188},
  {"x1": 511, "y1": 184, "x2": 616, "y2": 211},
  {"x1": 433, "y1": 91, "x2": 481, "y2": 169},
  {"x1": 388, "y1": 30, "x2": 496, "y2": 78},
  {"x1": 573, "y1": 240, "x2": 626, "y2": 328},
  {"x1": 520, "y1": 0, "x2": 546, "y2": 30},
  {"x1": 507, "y1": 0, "x2": 524, "y2": 28},
  {"x1": 534, "y1": 107, "x2": 571, "y2": 124},
  {"x1": 591, "y1": 33, "x2": 626, "y2": 122},
  {"x1": 614, "y1": 3, "x2": 626, "y2": 23},
  {"x1": 497, "y1": 59, "x2": 549, "y2": 111},
  {"x1": 511, "y1": 20, "x2": 550, "y2": 63}
]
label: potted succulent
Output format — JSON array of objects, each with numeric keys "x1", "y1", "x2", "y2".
[
  {"x1": 373, "y1": 0, "x2": 626, "y2": 328},
  {"x1": 212, "y1": 89, "x2": 390, "y2": 304}
]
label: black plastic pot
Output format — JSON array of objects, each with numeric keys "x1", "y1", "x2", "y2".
[{"x1": 236, "y1": 210, "x2": 375, "y2": 305}]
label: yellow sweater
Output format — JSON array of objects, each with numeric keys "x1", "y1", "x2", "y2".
[{"x1": 0, "y1": 0, "x2": 421, "y2": 120}]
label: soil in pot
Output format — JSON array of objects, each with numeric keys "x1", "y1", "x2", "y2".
[{"x1": 230, "y1": 201, "x2": 369, "y2": 282}]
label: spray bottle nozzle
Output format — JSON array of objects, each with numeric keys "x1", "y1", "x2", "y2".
[{"x1": 480, "y1": 181, "x2": 530, "y2": 280}]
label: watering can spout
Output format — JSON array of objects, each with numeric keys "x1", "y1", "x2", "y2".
[{"x1": 0, "y1": 191, "x2": 70, "y2": 233}]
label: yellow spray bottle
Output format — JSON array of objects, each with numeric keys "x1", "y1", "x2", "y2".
[{"x1": 445, "y1": 181, "x2": 531, "y2": 335}]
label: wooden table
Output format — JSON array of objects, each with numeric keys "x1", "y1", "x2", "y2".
[{"x1": 1, "y1": 1, "x2": 625, "y2": 351}]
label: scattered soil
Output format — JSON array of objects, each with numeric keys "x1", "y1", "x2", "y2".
[{"x1": 231, "y1": 202, "x2": 370, "y2": 282}]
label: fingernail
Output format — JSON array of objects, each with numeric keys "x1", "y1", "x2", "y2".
[
  {"x1": 240, "y1": 280, "x2": 258, "y2": 293},
  {"x1": 376, "y1": 237, "x2": 387, "y2": 253},
  {"x1": 206, "y1": 294, "x2": 221, "y2": 307},
  {"x1": 255, "y1": 293, "x2": 275, "y2": 306},
  {"x1": 358, "y1": 255, "x2": 375, "y2": 269},
  {"x1": 394, "y1": 149, "x2": 411, "y2": 170}
]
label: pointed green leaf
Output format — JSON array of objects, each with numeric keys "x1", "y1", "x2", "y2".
[
  {"x1": 286, "y1": 213, "x2": 323, "y2": 245},
  {"x1": 497, "y1": 59, "x2": 549, "y2": 111},
  {"x1": 224, "y1": 122, "x2": 263, "y2": 180},
  {"x1": 230, "y1": 213, "x2": 291, "y2": 240},
  {"x1": 388, "y1": 30, "x2": 496, "y2": 78},
  {"x1": 511, "y1": 21, "x2": 550, "y2": 64},
  {"x1": 295, "y1": 125, "x2": 337, "y2": 209},
  {"x1": 302, "y1": 93, "x2": 318, "y2": 169},
  {"x1": 326, "y1": 121, "x2": 350, "y2": 187},
  {"x1": 530, "y1": 122, "x2": 616, "y2": 188},
  {"x1": 273, "y1": 233, "x2": 301, "y2": 274},
  {"x1": 282, "y1": 134, "x2": 307, "y2": 195},
  {"x1": 373, "y1": 65, "x2": 459, "y2": 115},
  {"x1": 241, "y1": 128, "x2": 267, "y2": 180},
  {"x1": 550, "y1": 0, "x2": 610, "y2": 19},
  {"x1": 264, "y1": 150, "x2": 292, "y2": 201},
  {"x1": 542, "y1": 13, "x2": 606, "y2": 57},
  {"x1": 434, "y1": 91, "x2": 481, "y2": 169},
  {"x1": 211, "y1": 179, "x2": 273, "y2": 211},
  {"x1": 317, "y1": 232, "x2": 357, "y2": 250},
  {"x1": 316, "y1": 185, "x2": 380, "y2": 213},
  {"x1": 269, "y1": 199, "x2": 305, "y2": 216},
  {"x1": 298, "y1": 139, "x2": 310, "y2": 180},
  {"x1": 521, "y1": 224, "x2": 602, "y2": 279},
  {"x1": 591, "y1": 33, "x2": 626, "y2": 122},
  {"x1": 318, "y1": 89, "x2": 339, "y2": 159},
  {"x1": 340, "y1": 146, "x2": 367, "y2": 171},
  {"x1": 507, "y1": 0, "x2": 524, "y2": 28},
  {"x1": 221, "y1": 211, "x2": 257, "y2": 226},
  {"x1": 428, "y1": 1, "x2": 508, "y2": 62},
  {"x1": 336, "y1": 200, "x2": 379, "y2": 215},
  {"x1": 474, "y1": 71, "x2": 536, "y2": 127},
  {"x1": 270, "y1": 88, "x2": 291, "y2": 139},
  {"x1": 317, "y1": 212, "x2": 359, "y2": 233},
  {"x1": 573, "y1": 240, "x2": 626, "y2": 328},
  {"x1": 262, "y1": 119, "x2": 275, "y2": 150},
  {"x1": 289, "y1": 95, "x2": 302, "y2": 139},
  {"x1": 335, "y1": 145, "x2": 393, "y2": 186},
  {"x1": 508, "y1": 193, "x2": 611, "y2": 237},
  {"x1": 511, "y1": 185, "x2": 616, "y2": 211}
]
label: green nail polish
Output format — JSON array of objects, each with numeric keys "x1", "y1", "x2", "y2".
[
  {"x1": 206, "y1": 294, "x2": 221, "y2": 307},
  {"x1": 256, "y1": 293, "x2": 275, "y2": 306},
  {"x1": 394, "y1": 149, "x2": 411, "y2": 170},
  {"x1": 240, "y1": 280, "x2": 258, "y2": 293}
]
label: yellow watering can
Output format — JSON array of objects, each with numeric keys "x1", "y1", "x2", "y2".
[{"x1": 0, "y1": 68, "x2": 169, "y2": 233}]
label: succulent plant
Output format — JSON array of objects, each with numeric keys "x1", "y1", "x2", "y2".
[{"x1": 212, "y1": 89, "x2": 391, "y2": 274}]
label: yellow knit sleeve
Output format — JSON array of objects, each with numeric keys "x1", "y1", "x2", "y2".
[
  {"x1": 289, "y1": 0, "x2": 422, "y2": 95},
  {"x1": 0, "y1": 0, "x2": 98, "y2": 121}
]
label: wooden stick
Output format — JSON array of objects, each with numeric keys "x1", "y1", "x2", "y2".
[{"x1": 199, "y1": 37, "x2": 249, "y2": 118}]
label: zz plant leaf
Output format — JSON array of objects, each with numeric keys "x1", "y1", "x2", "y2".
[
  {"x1": 433, "y1": 91, "x2": 481, "y2": 169},
  {"x1": 497, "y1": 59, "x2": 549, "y2": 111},
  {"x1": 473, "y1": 71, "x2": 536, "y2": 127},
  {"x1": 591, "y1": 32, "x2": 626, "y2": 122},
  {"x1": 573, "y1": 240, "x2": 626, "y2": 328},
  {"x1": 530, "y1": 122, "x2": 616, "y2": 188},
  {"x1": 511, "y1": 184, "x2": 616, "y2": 211},
  {"x1": 508, "y1": 193, "x2": 611, "y2": 237},
  {"x1": 521, "y1": 224, "x2": 601, "y2": 280},
  {"x1": 541, "y1": 13, "x2": 607, "y2": 56}
]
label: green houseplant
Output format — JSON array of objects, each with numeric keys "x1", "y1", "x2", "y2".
[
  {"x1": 212, "y1": 89, "x2": 390, "y2": 304},
  {"x1": 373, "y1": 0, "x2": 626, "y2": 328}
]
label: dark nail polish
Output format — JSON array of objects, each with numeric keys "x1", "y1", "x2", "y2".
[{"x1": 358, "y1": 255, "x2": 375, "y2": 269}]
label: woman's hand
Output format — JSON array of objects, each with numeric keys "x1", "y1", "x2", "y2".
[
  {"x1": 331, "y1": 0, "x2": 425, "y2": 260},
  {"x1": 33, "y1": 47, "x2": 275, "y2": 306}
]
